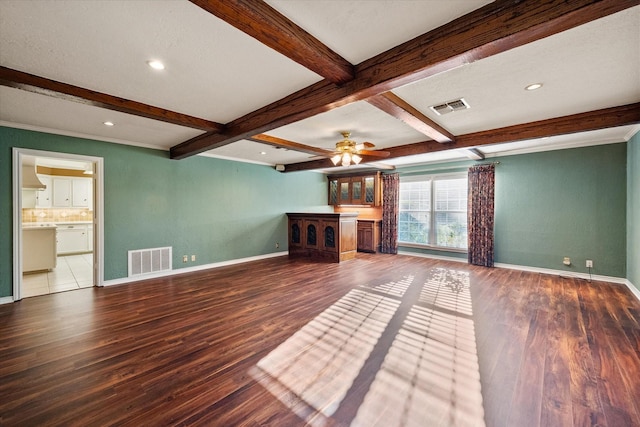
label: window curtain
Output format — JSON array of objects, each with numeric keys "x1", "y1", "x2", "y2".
[
  {"x1": 380, "y1": 173, "x2": 400, "y2": 254},
  {"x1": 467, "y1": 164, "x2": 495, "y2": 267}
]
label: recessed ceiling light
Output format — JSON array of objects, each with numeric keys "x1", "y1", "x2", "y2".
[
  {"x1": 147, "y1": 60, "x2": 165, "y2": 70},
  {"x1": 525, "y1": 83, "x2": 543, "y2": 91},
  {"x1": 260, "y1": 151, "x2": 267, "y2": 155},
  {"x1": 103, "y1": 121, "x2": 114, "y2": 126}
]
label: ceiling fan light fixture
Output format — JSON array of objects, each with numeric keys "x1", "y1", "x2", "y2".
[{"x1": 329, "y1": 131, "x2": 389, "y2": 167}]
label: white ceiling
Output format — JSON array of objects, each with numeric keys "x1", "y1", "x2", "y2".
[{"x1": 0, "y1": 1, "x2": 638, "y2": 171}]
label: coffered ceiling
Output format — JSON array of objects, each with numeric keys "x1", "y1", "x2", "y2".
[{"x1": 1, "y1": 1, "x2": 638, "y2": 172}]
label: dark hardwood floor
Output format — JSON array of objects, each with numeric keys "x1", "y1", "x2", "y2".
[{"x1": 1, "y1": 254, "x2": 638, "y2": 426}]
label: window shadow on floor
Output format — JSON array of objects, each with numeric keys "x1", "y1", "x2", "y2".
[{"x1": 250, "y1": 267, "x2": 485, "y2": 427}]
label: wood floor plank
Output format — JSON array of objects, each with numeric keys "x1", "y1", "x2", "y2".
[
  {"x1": 540, "y1": 275, "x2": 573, "y2": 427},
  {"x1": 578, "y1": 280, "x2": 640, "y2": 427},
  {"x1": 564, "y1": 278, "x2": 607, "y2": 427},
  {"x1": 1, "y1": 254, "x2": 639, "y2": 426}
]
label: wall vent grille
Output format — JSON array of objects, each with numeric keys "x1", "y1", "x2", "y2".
[
  {"x1": 128, "y1": 246, "x2": 172, "y2": 277},
  {"x1": 429, "y1": 98, "x2": 470, "y2": 115}
]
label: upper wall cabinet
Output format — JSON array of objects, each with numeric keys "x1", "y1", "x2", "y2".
[
  {"x1": 52, "y1": 177, "x2": 92, "y2": 208},
  {"x1": 328, "y1": 172, "x2": 381, "y2": 206},
  {"x1": 35, "y1": 175, "x2": 52, "y2": 208},
  {"x1": 52, "y1": 178, "x2": 71, "y2": 207},
  {"x1": 72, "y1": 178, "x2": 91, "y2": 208}
]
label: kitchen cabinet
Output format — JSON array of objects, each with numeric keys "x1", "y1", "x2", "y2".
[
  {"x1": 57, "y1": 224, "x2": 90, "y2": 254},
  {"x1": 23, "y1": 226, "x2": 57, "y2": 272},
  {"x1": 72, "y1": 178, "x2": 91, "y2": 207},
  {"x1": 287, "y1": 213, "x2": 358, "y2": 263},
  {"x1": 52, "y1": 178, "x2": 71, "y2": 207},
  {"x1": 35, "y1": 175, "x2": 52, "y2": 208},
  {"x1": 87, "y1": 224, "x2": 93, "y2": 250},
  {"x1": 52, "y1": 177, "x2": 92, "y2": 208},
  {"x1": 328, "y1": 172, "x2": 381, "y2": 206},
  {"x1": 22, "y1": 190, "x2": 36, "y2": 209},
  {"x1": 357, "y1": 219, "x2": 381, "y2": 253}
]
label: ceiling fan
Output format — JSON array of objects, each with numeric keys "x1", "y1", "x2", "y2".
[
  {"x1": 329, "y1": 131, "x2": 390, "y2": 166},
  {"x1": 249, "y1": 131, "x2": 391, "y2": 168}
]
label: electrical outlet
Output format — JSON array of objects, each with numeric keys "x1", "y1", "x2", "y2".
[
  {"x1": 191, "y1": 255, "x2": 196, "y2": 262},
  {"x1": 275, "y1": 242, "x2": 279, "y2": 249},
  {"x1": 586, "y1": 260, "x2": 593, "y2": 268},
  {"x1": 183, "y1": 255, "x2": 188, "y2": 263},
  {"x1": 563, "y1": 257, "x2": 571, "y2": 266}
]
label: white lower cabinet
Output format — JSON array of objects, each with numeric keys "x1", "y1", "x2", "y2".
[
  {"x1": 57, "y1": 224, "x2": 90, "y2": 254},
  {"x1": 87, "y1": 225, "x2": 93, "y2": 250}
]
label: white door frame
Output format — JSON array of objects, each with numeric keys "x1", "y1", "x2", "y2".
[{"x1": 12, "y1": 148, "x2": 105, "y2": 301}]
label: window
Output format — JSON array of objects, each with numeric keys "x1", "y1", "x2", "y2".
[{"x1": 398, "y1": 174, "x2": 468, "y2": 250}]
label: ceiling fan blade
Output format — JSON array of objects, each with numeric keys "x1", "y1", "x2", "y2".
[
  {"x1": 359, "y1": 149, "x2": 390, "y2": 158},
  {"x1": 355, "y1": 141, "x2": 375, "y2": 150}
]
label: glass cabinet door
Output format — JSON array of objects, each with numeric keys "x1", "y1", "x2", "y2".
[
  {"x1": 339, "y1": 179, "x2": 350, "y2": 204},
  {"x1": 351, "y1": 178, "x2": 363, "y2": 204},
  {"x1": 329, "y1": 179, "x2": 338, "y2": 205},
  {"x1": 364, "y1": 176, "x2": 375, "y2": 204}
]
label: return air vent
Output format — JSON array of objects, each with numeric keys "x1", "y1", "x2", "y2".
[
  {"x1": 430, "y1": 98, "x2": 470, "y2": 115},
  {"x1": 128, "y1": 246, "x2": 172, "y2": 277}
]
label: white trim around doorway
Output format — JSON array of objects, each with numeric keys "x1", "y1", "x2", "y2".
[{"x1": 12, "y1": 148, "x2": 105, "y2": 302}]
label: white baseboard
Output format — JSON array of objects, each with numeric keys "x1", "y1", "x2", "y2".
[
  {"x1": 5, "y1": 252, "x2": 637, "y2": 304},
  {"x1": 0, "y1": 296, "x2": 15, "y2": 305},
  {"x1": 625, "y1": 280, "x2": 640, "y2": 302},
  {"x1": 397, "y1": 252, "x2": 634, "y2": 292},
  {"x1": 102, "y1": 251, "x2": 288, "y2": 287},
  {"x1": 493, "y1": 262, "x2": 627, "y2": 285}
]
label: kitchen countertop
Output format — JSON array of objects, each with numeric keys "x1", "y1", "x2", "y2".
[
  {"x1": 23, "y1": 221, "x2": 92, "y2": 229},
  {"x1": 55, "y1": 221, "x2": 92, "y2": 225},
  {"x1": 22, "y1": 223, "x2": 57, "y2": 229}
]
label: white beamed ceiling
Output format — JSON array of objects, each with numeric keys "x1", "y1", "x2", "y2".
[{"x1": 0, "y1": 1, "x2": 638, "y2": 169}]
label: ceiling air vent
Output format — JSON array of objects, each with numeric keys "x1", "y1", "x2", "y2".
[{"x1": 429, "y1": 98, "x2": 470, "y2": 115}]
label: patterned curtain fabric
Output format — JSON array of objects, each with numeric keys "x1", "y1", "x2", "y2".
[
  {"x1": 380, "y1": 173, "x2": 400, "y2": 254},
  {"x1": 467, "y1": 164, "x2": 495, "y2": 267}
]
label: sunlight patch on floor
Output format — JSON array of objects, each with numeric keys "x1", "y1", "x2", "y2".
[
  {"x1": 250, "y1": 268, "x2": 485, "y2": 426},
  {"x1": 250, "y1": 285, "x2": 404, "y2": 425},
  {"x1": 351, "y1": 269, "x2": 485, "y2": 427}
]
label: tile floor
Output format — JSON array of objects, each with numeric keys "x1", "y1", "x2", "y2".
[{"x1": 22, "y1": 253, "x2": 93, "y2": 298}]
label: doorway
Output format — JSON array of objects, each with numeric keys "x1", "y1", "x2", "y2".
[{"x1": 12, "y1": 148, "x2": 104, "y2": 300}]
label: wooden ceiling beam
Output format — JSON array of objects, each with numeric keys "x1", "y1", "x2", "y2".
[
  {"x1": 280, "y1": 103, "x2": 640, "y2": 172},
  {"x1": 171, "y1": 0, "x2": 635, "y2": 159},
  {"x1": 190, "y1": 0, "x2": 354, "y2": 84},
  {"x1": 366, "y1": 92, "x2": 455, "y2": 142},
  {"x1": 0, "y1": 66, "x2": 224, "y2": 132},
  {"x1": 249, "y1": 134, "x2": 335, "y2": 157}
]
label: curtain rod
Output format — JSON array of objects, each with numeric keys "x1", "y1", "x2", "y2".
[{"x1": 397, "y1": 161, "x2": 499, "y2": 174}]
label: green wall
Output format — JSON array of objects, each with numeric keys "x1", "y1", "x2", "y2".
[
  {"x1": 495, "y1": 143, "x2": 626, "y2": 277},
  {"x1": 628, "y1": 132, "x2": 640, "y2": 291},
  {"x1": 1, "y1": 126, "x2": 633, "y2": 298},
  {"x1": 398, "y1": 143, "x2": 627, "y2": 278},
  {"x1": 0, "y1": 127, "x2": 327, "y2": 297}
]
